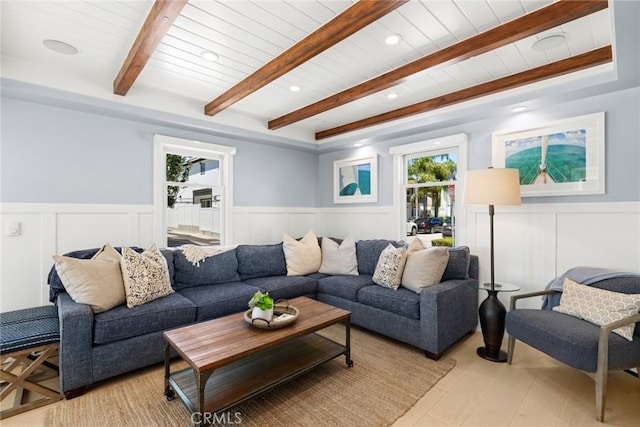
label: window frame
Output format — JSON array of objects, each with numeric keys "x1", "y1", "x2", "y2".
[
  {"x1": 390, "y1": 133, "x2": 468, "y2": 243},
  {"x1": 153, "y1": 135, "x2": 236, "y2": 247}
]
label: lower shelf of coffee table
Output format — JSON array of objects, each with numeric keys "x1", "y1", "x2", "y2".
[{"x1": 168, "y1": 332, "x2": 347, "y2": 415}]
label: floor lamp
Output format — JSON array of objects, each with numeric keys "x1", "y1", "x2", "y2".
[{"x1": 464, "y1": 167, "x2": 521, "y2": 362}]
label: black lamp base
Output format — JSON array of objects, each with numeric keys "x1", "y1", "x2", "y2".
[{"x1": 476, "y1": 347, "x2": 508, "y2": 363}]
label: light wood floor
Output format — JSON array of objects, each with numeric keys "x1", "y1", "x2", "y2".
[{"x1": 3, "y1": 332, "x2": 639, "y2": 426}]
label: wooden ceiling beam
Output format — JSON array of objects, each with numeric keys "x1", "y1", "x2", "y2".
[
  {"x1": 204, "y1": 0, "x2": 409, "y2": 117},
  {"x1": 315, "y1": 46, "x2": 612, "y2": 140},
  {"x1": 270, "y1": 0, "x2": 608, "y2": 130},
  {"x1": 113, "y1": 0, "x2": 187, "y2": 96}
]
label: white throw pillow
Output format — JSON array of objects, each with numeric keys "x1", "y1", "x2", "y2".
[
  {"x1": 52, "y1": 243, "x2": 125, "y2": 313},
  {"x1": 553, "y1": 278, "x2": 640, "y2": 341},
  {"x1": 401, "y1": 239, "x2": 449, "y2": 294},
  {"x1": 282, "y1": 230, "x2": 322, "y2": 276},
  {"x1": 120, "y1": 244, "x2": 174, "y2": 308},
  {"x1": 319, "y1": 236, "x2": 359, "y2": 275},
  {"x1": 372, "y1": 244, "x2": 407, "y2": 290}
]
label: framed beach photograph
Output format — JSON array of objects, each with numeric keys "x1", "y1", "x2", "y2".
[
  {"x1": 333, "y1": 155, "x2": 378, "y2": 204},
  {"x1": 492, "y1": 112, "x2": 605, "y2": 197}
]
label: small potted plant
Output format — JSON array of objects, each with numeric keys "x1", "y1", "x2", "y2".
[{"x1": 248, "y1": 291, "x2": 274, "y2": 323}]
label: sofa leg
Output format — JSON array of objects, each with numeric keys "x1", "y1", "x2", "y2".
[
  {"x1": 424, "y1": 350, "x2": 441, "y2": 361},
  {"x1": 507, "y1": 335, "x2": 515, "y2": 365},
  {"x1": 64, "y1": 387, "x2": 86, "y2": 400}
]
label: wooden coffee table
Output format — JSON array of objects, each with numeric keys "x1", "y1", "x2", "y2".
[{"x1": 162, "y1": 296, "x2": 352, "y2": 423}]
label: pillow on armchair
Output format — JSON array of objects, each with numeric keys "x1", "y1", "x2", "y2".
[{"x1": 553, "y1": 278, "x2": 640, "y2": 341}]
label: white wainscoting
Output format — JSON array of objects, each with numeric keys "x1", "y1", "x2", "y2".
[
  {"x1": 464, "y1": 201, "x2": 640, "y2": 309},
  {"x1": 1, "y1": 202, "x2": 638, "y2": 312},
  {"x1": 0, "y1": 203, "x2": 155, "y2": 312}
]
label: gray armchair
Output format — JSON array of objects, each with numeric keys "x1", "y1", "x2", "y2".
[{"x1": 505, "y1": 277, "x2": 640, "y2": 422}]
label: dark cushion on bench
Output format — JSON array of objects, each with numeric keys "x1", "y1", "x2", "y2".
[{"x1": 0, "y1": 306, "x2": 60, "y2": 354}]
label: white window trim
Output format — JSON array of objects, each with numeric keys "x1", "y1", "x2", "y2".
[
  {"x1": 390, "y1": 133, "x2": 468, "y2": 243},
  {"x1": 153, "y1": 135, "x2": 236, "y2": 246}
]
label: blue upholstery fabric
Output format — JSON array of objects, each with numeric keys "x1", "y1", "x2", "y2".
[
  {"x1": 318, "y1": 275, "x2": 375, "y2": 301},
  {"x1": 93, "y1": 293, "x2": 196, "y2": 345},
  {"x1": 0, "y1": 306, "x2": 60, "y2": 354},
  {"x1": 173, "y1": 248, "x2": 240, "y2": 289},
  {"x1": 357, "y1": 286, "x2": 420, "y2": 319},
  {"x1": 506, "y1": 309, "x2": 640, "y2": 372},
  {"x1": 179, "y1": 282, "x2": 260, "y2": 321},
  {"x1": 243, "y1": 276, "x2": 317, "y2": 301},
  {"x1": 160, "y1": 249, "x2": 176, "y2": 287},
  {"x1": 47, "y1": 246, "x2": 144, "y2": 302},
  {"x1": 236, "y1": 244, "x2": 287, "y2": 280},
  {"x1": 356, "y1": 240, "x2": 405, "y2": 275},
  {"x1": 441, "y1": 246, "x2": 470, "y2": 281}
]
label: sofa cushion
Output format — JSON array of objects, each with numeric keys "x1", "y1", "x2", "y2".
[
  {"x1": 243, "y1": 276, "x2": 317, "y2": 301},
  {"x1": 317, "y1": 275, "x2": 375, "y2": 301},
  {"x1": 356, "y1": 240, "x2": 406, "y2": 276},
  {"x1": 441, "y1": 246, "x2": 470, "y2": 281},
  {"x1": 319, "y1": 235, "x2": 358, "y2": 275},
  {"x1": 237, "y1": 244, "x2": 287, "y2": 280},
  {"x1": 52, "y1": 243, "x2": 125, "y2": 313},
  {"x1": 357, "y1": 285, "x2": 420, "y2": 320},
  {"x1": 179, "y1": 282, "x2": 260, "y2": 322},
  {"x1": 173, "y1": 248, "x2": 240, "y2": 289},
  {"x1": 121, "y1": 245, "x2": 174, "y2": 308},
  {"x1": 372, "y1": 244, "x2": 407, "y2": 290},
  {"x1": 553, "y1": 278, "x2": 640, "y2": 341},
  {"x1": 283, "y1": 230, "x2": 321, "y2": 276},
  {"x1": 93, "y1": 292, "x2": 197, "y2": 345}
]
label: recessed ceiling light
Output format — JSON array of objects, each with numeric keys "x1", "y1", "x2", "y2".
[
  {"x1": 201, "y1": 51, "x2": 219, "y2": 61},
  {"x1": 43, "y1": 39, "x2": 78, "y2": 55},
  {"x1": 385, "y1": 34, "x2": 402, "y2": 45},
  {"x1": 532, "y1": 33, "x2": 566, "y2": 52},
  {"x1": 289, "y1": 85, "x2": 301, "y2": 92},
  {"x1": 386, "y1": 92, "x2": 398, "y2": 100},
  {"x1": 354, "y1": 143, "x2": 363, "y2": 147},
  {"x1": 512, "y1": 106, "x2": 527, "y2": 113}
]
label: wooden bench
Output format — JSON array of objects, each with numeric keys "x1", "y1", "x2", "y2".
[{"x1": 1, "y1": 306, "x2": 61, "y2": 419}]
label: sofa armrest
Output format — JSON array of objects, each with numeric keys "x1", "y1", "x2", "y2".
[
  {"x1": 56, "y1": 292, "x2": 94, "y2": 393},
  {"x1": 419, "y1": 278, "x2": 478, "y2": 355}
]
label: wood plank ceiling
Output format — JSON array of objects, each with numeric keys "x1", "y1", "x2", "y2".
[{"x1": 1, "y1": 0, "x2": 613, "y2": 142}]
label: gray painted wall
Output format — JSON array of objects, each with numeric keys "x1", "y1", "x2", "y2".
[
  {"x1": 318, "y1": 86, "x2": 640, "y2": 206},
  {"x1": 0, "y1": 97, "x2": 319, "y2": 207}
]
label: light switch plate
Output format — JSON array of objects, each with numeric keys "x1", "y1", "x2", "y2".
[{"x1": 6, "y1": 222, "x2": 21, "y2": 236}]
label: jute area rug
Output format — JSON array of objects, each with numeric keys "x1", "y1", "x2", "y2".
[{"x1": 47, "y1": 325, "x2": 455, "y2": 427}]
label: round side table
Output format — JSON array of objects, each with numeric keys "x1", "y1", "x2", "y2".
[{"x1": 477, "y1": 282, "x2": 520, "y2": 363}]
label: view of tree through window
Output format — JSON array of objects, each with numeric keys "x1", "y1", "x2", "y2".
[
  {"x1": 165, "y1": 154, "x2": 222, "y2": 247},
  {"x1": 405, "y1": 150, "x2": 457, "y2": 245}
]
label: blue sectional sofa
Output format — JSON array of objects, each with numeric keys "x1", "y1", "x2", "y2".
[{"x1": 48, "y1": 239, "x2": 479, "y2": 399}]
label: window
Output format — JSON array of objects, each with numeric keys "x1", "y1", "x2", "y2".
[
  {"x1": 390, "y1": 134, "x2": 467, "y2": 245},
  {"x1": 154, "y1": 135, "x2": 235, "y2": 247}
]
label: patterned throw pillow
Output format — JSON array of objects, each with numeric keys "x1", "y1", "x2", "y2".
[
  {"x1": 282, "y1": 230, "x2": 322, "y2": 276},
  {"x1": 121, "y1": 244, "x2": 174, "y2": 308},
  {"x1": 319, "y1": 235, "x2": 359, "y2": 275},
  {"x1": 372, "y1": 244, "x2": 407, "y2": 290},
  {"x1": 52, "y1": 243, "x2": 126, "y2": 313},
  {"x1": 553, "y1": 278, "x2": 640, "y2": 341}
]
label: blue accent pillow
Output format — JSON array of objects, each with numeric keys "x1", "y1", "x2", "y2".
[{"x1": 441, "y1": 246, "x2": 470, "y2": 281}]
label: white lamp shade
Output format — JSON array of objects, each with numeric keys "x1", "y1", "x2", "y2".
[{"x1": 463, "y1": 168, "x2": 521, "y2": 206}]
